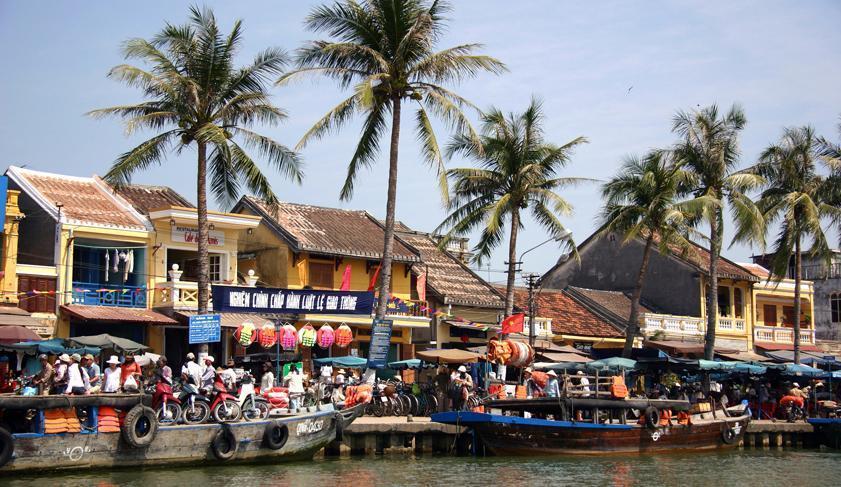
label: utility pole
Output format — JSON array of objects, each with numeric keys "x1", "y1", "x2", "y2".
[{"x1": 523, "y1": 273, "x2": 540, "y2": 347}]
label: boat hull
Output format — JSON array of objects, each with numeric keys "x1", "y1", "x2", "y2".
[
  {"x1": 2, "y1": 404, "x2": 363, "y2": 474},
  {"x1": 808, "y1": 418, "x2": 841, "y2": 449}
]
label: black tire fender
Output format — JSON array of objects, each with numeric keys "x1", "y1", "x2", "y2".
[
  {"x1": 722, "y1": 425, "x2": 737, "y2": 444},
  {"x1": 122, "y1": 405, "x2": 158, "y2": 448},
  {"x1": 644, "y1": 406, "x2": 660, "y2": 429},
  {"x1": 212, "y1": 425, "x2": 237, "y2": 460},
  {"x1": 0, "y1": 427, "x2": 13, "y2": 468},
  {"x1": 263, "y1": 422, "x2": 288, "y2": 450}
]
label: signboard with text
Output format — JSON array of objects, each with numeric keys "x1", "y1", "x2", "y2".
[
  {"x1": 172, "y1": 225, "x2": 225, "y2": 246},
  {"x1": 189, "y1": 314, "x2": 221, "y2": 344},
  {"x1": 211, "y1": 285, "x2": 376, "y2": 315},
  {"x1": 367, "y1": 319, "x2": 394, "y2": 369}
]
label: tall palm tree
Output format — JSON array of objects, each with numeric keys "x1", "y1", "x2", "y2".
[
  {"x1": 90, "y1": 6, "x2": 302, "y2": 329},
  {"x1": 436, "y1": 99, "x2": 588, "y2": 318},
  {"x1": 671, "y1": 104, "x2": 762, "y2": 361},
  {"x1": 752, "y1": 126, "x2": 841, "y2": 364},
  {"x1": 601, "y1": 151, "x2": 695, "y2": 357},
  {"x1": 280, "y1": 0, "x2": 505, "y2": 320}
]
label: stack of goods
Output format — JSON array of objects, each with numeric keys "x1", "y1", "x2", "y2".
[
  {"x1": 261, "y1": 386, "x2": 290, "y2": 409},
  {"x1": 258, "y1": 323, "x2": 276, "y2": 348},
  {"x1": 64, "y1": 408, "x2": 82, "y2": 433},
  {"x1": 487, "y1": 338, "x2": 512, "y2": 364},
  {"x1": 299, "y1": 324, "x2": 317, "y2": 348},
  {"x1": 316, "y1": 324, "x2": 335, "y2": 348},
  {"x1": 530, "y1": 371, "x2": 549, "y2": 389},
  {"x1": 280, "y1": 324, "x2": 298, "y2": 351},
  {"x1": 505, "y1": 340, "x2": 534, "y2": 367},
  {"x1": 344, "y1": 384, "x2": 373, "y2": 407},
  {"x1": 610, "y1": 376, "x2": 629, "y2": 399},
  {"x1": 235, "y1": 321, "x2": 258, "y2": 347},
  {"x1": 97, "y1": 406, "x2": 121, "y2": 433},
  {"x1": 335, "y1": 324, "x2": 353, "y2": 348},
  {"x1": 44, "y1": 408, "x2": 68, "y2": 434}
]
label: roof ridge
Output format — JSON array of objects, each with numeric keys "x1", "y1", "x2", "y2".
[{"x1": 245, "y1": 195, "x2": 367, "y2": 215}]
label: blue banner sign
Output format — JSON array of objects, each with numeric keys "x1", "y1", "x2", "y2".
[
  {"x1": 189, "y1": 314, "x2": 221, "y2": 344},
  {"x1": 367, "y1": 319, "x2": 394, "y2": 370},
  {"x1": 211, "y1": 285, "x2": 375, "y2": 315}
]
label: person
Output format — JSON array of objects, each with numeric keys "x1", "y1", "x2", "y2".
[
  {"x1": 121, "y1": 353, "x2": 142, "y2": 392},
  {"x1": 577, "y1": 371, "x2": 591, "y2": 397},
  {"x1": 334, "y1": 368, "x2": 346, "y2": 387},
  {"x1": 284, "y1": 364, "x2": 305, "y2": 409},
  {"x1": 452, "y1": 365, "x2": 473, "y2": 410},
  {"x1": 181, "y1": 352, "x2": 202, "y2": 387},
  {"x1": 151, "y1": 356, "x2": 173, "y2": 410},
  {"x1": 201, "y1": 356, "x2": 216, "y2": 393},
  {"x1": 102, "y1": 355, "x2": 122, "y2": 393},
  {"x1": 220, "y1": 360, "x2": 238, "y2": 391},
  {"x1": 65, "y1": 353, "x2": 89, "y2": 395},
  {"x1": 758, "y1": 382, "x2": 771, "y2": 419},
  {"x1": 53, "y1": 354, "x2": 70, "y2": 394},
  {"x1": 83, "y1": 354, "x2": 101, "y2": 393},
  {"x1": 260, "y1": 361, "x2": 275, "y2": 391},
  {"x1": 32, "y1": 354, "x2": 54, "y2": 396},
  {"x1": 320, "y1": 363, "x2": 333, "y2": 384},
  {"x1": 545, "y1": 370, "x2": 560, "y2": 398}
]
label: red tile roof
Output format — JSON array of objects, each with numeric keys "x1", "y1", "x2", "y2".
[
  {"x1": 237, "y1": 196, "x2": 419, "y2": 262},
  {"x1": 738, "y1": 262, "x2": 771, "y2": 279},
  {"x1": 60, "y1": 305, "x2": 177, "y2": 324},
  {"x1": 508, "y1": 287, "x2": 623, "y2": 338}
]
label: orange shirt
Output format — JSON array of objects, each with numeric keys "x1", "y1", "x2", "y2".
[{"x1": 121, "y1": 362, "x2": 142, "y2": 386}]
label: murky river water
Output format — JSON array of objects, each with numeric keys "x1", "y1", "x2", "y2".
[{"x1": 7, "y1": 450, "x2": 840, "y2": 486}]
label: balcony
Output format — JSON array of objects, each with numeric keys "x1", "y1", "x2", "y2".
[
  {"x1": 379, "y1": 298, "x2": 430, "y2": 318},
  {"x1": 801, "y1": 263, "x2": 841, "y2": 280},
  {"x1": 716, "y1": 317, "x2": 747, "y2": 333},
  {"x1": 754, "y1": 325, "x2": 816, "y2": 345},
  {"x1": 72, "y1": 283, "x2": 147, "y2": 308},
  {"x1": 640, "y1": 313, "x2": 705, "y2": 337},
  {"x1": 154, "y1": 281, "x2": 211, "y2": 310}
]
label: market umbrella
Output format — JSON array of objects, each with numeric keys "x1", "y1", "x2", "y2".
[
  {"x1": 0, "y1": 325, "x2": 41, "y2": 344},
  {"x1": 782, "y1": 363, "x2": 823, "y2": 377},
  {"x1": 535, "y1": 362, "x2": 584, "y2": 371},
  {"x1": 69, "y1": 334, "x2": 149, "y2": 354},
  {"x1": 585, "y1": 357, "x2": 637, "y2": 372},
  {"x1": 388, "y1": 359, "x2": 435, "y2": 370},
  {"x1": 0, "y1": 338, "x2": 100, "y2": 356},
  {"x1": 416, "y1": 349, "x2": 483, "y2": 364},
  {"x1": 313, "y1": 356, "x2": 368, "y2": 368}
]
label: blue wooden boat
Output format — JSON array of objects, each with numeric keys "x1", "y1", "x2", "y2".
[{"x1": 807, "y1": 418, "x2": 841, "y2": 449}]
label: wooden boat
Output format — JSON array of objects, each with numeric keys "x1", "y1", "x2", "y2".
[
  {"x1": 0, "y1": 393, "x2": 363, "y2": 474},
  {"x1": 807, "y1": 418, "x2": 841, "y2": 449},
  {"x1": 433, "y1": 396, "x2": 750, "y2": 455}
]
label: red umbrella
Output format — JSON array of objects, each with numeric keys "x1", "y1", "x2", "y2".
[{"x1": 0, "y1": 325, "x2": 41, "y2": 344}]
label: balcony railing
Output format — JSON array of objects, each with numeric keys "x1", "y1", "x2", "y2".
[
  {"x1": 640, "y1": 313, "x2": 705, "y2": 336},
  {"x1": 72, "y1": 283, "x2": 147, "y2": 308},
  {"x1": 379, "y1": 298, "x2": 429, "y2": 318},
  {"x1": 801, "y1": 263, "x2": 841, "y2": 280},
  {"x1": 154, "y1": 281, "x2": 211, "y2": 309},
  {"x1": 753, "y1": 325, "x2": 816, "y2": 345},
  {"x1": 717, "y1": 317, "x2": 746, "y2": 333}
]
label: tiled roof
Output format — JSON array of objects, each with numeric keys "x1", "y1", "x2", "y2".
[
  {"x1": 660, "y1": 236, "x2": 757, "y2": 282},
  {"x1": 237, "y1": 196, "x2": 420, "y2": 262},
  {"x1": 60, "y1": 305, "x2": 177, "y2": 324},
  {"x1": 737, "y1": 262, "x2": 770, "y2": 279},
  {"x1": 565, "y1": 286, "x2": 651, "y2": 328},
  {"x1": 508, "y1": 287, "x2": 623, "y2": 338},
  {"x1": 114, "y1": 185, "x2": 194, "y2": 215},
  {"x1": 7, "y1": 167, "x2": 148, "y2": 231},
  {"x1": 397, "y1": 231, "x2": 504, "y2": 308}
]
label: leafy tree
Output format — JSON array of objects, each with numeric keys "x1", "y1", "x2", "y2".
[
  {"x1": 437, "y1": 99, "x2": 588, "y2": 317},
  {"x1": 280, "y1": 0, "x2": 505, "y2": 319},
  {"x1": 90, "y1": 6, "x2": 302, "y2": 325}
]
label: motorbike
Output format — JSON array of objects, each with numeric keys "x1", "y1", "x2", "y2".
[
  {"x1": 210, "y1": 374, "x2": 242, "y2": 422},
  {"x1": 150, "y1": 380, "x2": 182, "y2": 425},
  {"x1": 178, "y1": 381, "x2": 211, "y2": 424},
  {"x1": 238, "y1": 371, "x2": 269, "y2": 421}
]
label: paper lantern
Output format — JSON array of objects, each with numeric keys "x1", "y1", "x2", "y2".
[
  {"x1": 280, "y1": 324, "x2": 298, "y2": 350},
  {"x1": 335, "y1": 324, "x2": 354, "y2": 348},
  {"x1": 316, "y1": 324, "x2": 335, "y2": 348},
  {"x1": 235, "y1": 321, "x2": 257, "y2": 347},
  {"x1": 258, "y1": 322, "x2": 276, "y2": 348},
  {"x1": 299, "y1": 324, "x2": 317, "y2": 348}
]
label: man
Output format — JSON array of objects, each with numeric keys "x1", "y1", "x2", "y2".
[
  {"x1": 452, "y1": 365, "x2": 473, "y2": 410},
  {"x1": 545, "y1": 370, "x2": 560, "y2": 398},
  {"x1": 121, "y1": 353, "x2": 142, "y2": 392},
  {"x1": 181, "y1": 352, "x2": 202, "y2": 387},
  {"x1": 52, "y1": 354, "x2": 70, "y2": 394},
  {"x1": 65, "y1": 353, "x2": 89, "y2": 395},
  {"x1": 200, "y1": 356, "x2": 216, "y2": 393},
  {"x1": 32, "y1": 354, "x2": 54, "y2": 395},
  {"x1": 260, "y1": 361, "x2": 275, "y2": 391},
  {"x1": 361, "y1": 367, "x2": 377, "y2": 386},
  {"x1": 334, "y1": 368, "x2": 346, "y2": 387},
  {"x1": 83, "y1": 354, "x2": 101, "y2": 393},
  {"x1": 577, "y1": 371, "x2": 591, "y2": 397},
  {"x1": 220, "y1": 360, "x2": 238, "y2": 391}
]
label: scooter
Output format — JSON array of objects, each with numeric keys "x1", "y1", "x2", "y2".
[
  {"x1": 178, "y1": 381, "x2": 211, "y2": 424},
  {"x1": 152, "y1": 380, "x2": 182, "y2": 425},
  {"x1": 238, "y1": 371, "x2": 269, "y2": 421},
  {"x1": 209, "y1": 375, "x2": 242, "y2": 422}
]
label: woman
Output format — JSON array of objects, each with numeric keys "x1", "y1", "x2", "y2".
[
  {"x1": 284, "y1": 364, "x2": 305, "y2": 409},
  {"x1": 260, "y1": 361, "x2": 275, "y2": 391},
  {"x1": 120, "y1": 353, "x2": 142, "y2": 392},
  {"x1": 102, "y1": 355, "x2": 122, "y2": 393},
  {"x1": 65, "y1": 354, "x2": 88, "y2": 395}
]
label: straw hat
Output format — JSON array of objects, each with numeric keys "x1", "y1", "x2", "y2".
[
  {"x1": 59, "y1": 353, "x2": 71, "y2": 363},
  {"x1": 83, "y1": 353, "x2": 94, "y2": 361},
  {"x1": 337, "y1": 369, "x2": 347, "y2": 374},
  {"x1": 524, "y1": 367, "x2": 533, "y2": 374},
  {"x1": 106, "y1": 355, "x2": 120, "y2": 365},
  {"x1": 547, "y1": 370, "x2": 558, "y2": 377},
  {"x1": 205, "y1": 355, "x2": 215, "y2": 363},
  {"x1": 576, "y1": 370, "x2": 585, "y2": 376},
  {"x1": 70, "y1": 353, "x2": 82, "y2": 362},
  {"x1": 458, "y1": 365, "x2": 467, "y2": 373}
]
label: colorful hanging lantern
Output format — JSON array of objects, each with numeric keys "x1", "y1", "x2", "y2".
[
  {"x1": 235, "y1": 321, "x2": 257, "y2": 347},
  {"x1": 335, "y1": 324, "x2": 354, "y2": 348},
  {"x1": 316, "y1": 324, "x2": 335, "y2": 348},
  {"x1": 299, "y1": 324, "x2": 317, "y2": 348},
  {"x1": 280, "y1": 324, "x2": 298, "y2": 350},
  {"x1": 258, "y1": 322, "x2": 276, "y2": 348}
]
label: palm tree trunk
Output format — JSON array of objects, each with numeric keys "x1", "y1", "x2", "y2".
[
  {"x1": 503, "y1": 209, "x2": 520, "y2": 319},
  {"x1": 196, "y1": 141, "x2": 210, "y2": 354},
  {"x1": 624, "y1": 233, "x2": 654, "y2": 358},
  {"x1": 793, "y1": 235, "x2": 802, "y2": 364},
  {"x1": 704, "y1": 210, "x2": 721, "y2": 361},
  {"x1": 375, "y1": 95, "x2": 402, "y2": 320}
]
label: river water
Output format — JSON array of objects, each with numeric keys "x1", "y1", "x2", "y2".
[{"x1": 7, "y1": 450, "x2": 840, "y2": 486}]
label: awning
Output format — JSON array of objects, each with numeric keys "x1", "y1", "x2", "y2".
[
  {"x1": 173, "y1": 311, "x2": 278, "y2": 329},
  {"x1": 645, "y1": 340, "x2": 738, "y2": 356},
  {"x1": 68, "y1": 334, "x2": 149, "y2": 353},
  {"x1": 445, "y1": 320, "x2": 499, "y2": 332},
  {"x1": 0, "y1": 307, "x2": 46, "y2": 329},
  {"x1": 755, "y1": 342, "x2": 821, "y2": 352},
  {"x1": 762, "y1": 349, "x2": 837, "y2": 364},
  {"x1": 61, "y1": 305, "x2": 177, "y2": 324},
  {"x1": 537, "y1": 351, "x2": 592, "y2": 363},
  {"x1": 0, "y1": 325, "x2": 41, "y2": 344},
  {"x1": 716, "y1": 351, "x2": 772, "y2": 362},
  {"x1": 416, "y1": 349, "x2": 483, "y2": 364}
]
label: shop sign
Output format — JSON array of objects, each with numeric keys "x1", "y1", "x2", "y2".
[
  {"x1": 189, "y1": 314, "x2": 221, "y2": 344},
  {"x1": 211, "y1": 285, "x2": 376, "y2": 315},
  {"x1": 573, "y1": 341, "x2": 593, "y2": 354},
  {"x1": 367, "y1": 319, "x2": 393, "y2": 369},
  {"x1": 172, "y1": 225, "x2": 225, "y2": 246}
]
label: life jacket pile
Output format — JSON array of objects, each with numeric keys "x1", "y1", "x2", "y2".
[
  {"x1": 334, "y1": 324, "x2": 354, "y2": 348},
  {"x1": 530, "y1": 371, "x2": 549, "y2": 389},
  {"x1": 299, "y1": 324, "x2": 317, "y2": 348},
  {"x1": 317, "y1": 324, "x2": 335, "y2": 348},
  {"x1": 262, "y1": 387, "x2": 290, "y2": 409},
  {"x1": 515, "y1": 385, "x2": 528, "y2": 399},
  {"x1": 610, "y1": 375, "x2": 629, "y2": 399},
  {"x1": 64, "y1": 408, "x2": 82, "y2": 433},
  {"x1": 97, "y1": 406, "x2": 121, "y2": 433},
  {"x1": 344, "y1": 385, "x2": 373, "y2": 407},
  {"x1": 44, "y1": 408, "x2": 68, "y2": 434}
]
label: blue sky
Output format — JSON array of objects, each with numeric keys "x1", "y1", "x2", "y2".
[{"x1": 2, "y1": 1, "x2": 840, "y2": 286}]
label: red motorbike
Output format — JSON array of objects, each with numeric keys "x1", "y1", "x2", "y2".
[
  {"x1": 151, "y1": 381, "x2": 182, "y2": 425},
  {"x1": 209, "y1": 375, "x2": 241, "y2": 422}
]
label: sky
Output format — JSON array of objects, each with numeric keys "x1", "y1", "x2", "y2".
[{"x1": 2, "y1": 0, "x2": 840, "y2": 287}]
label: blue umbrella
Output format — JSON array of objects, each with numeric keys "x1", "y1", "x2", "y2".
[
  {"x1": 783, "y1": 363, "x2": 823, "y2": 377},
  {"x1": 1, "y1": 338, "x2": 100, "y2": 356},
  {"x1": 388, "y1": 359, "x2": 434, "y2": 370},
  {"x1": 586, "y1": 357, "x2": 637, "y2": 372},
  {"x1": 313, "y1": 356, "x2": 368, "y2": 368}
]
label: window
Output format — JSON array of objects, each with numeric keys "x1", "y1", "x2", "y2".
[
  {"x1": 209, "y1": 255, "x2": 221, "y2": 282},
  {"x1": 832, "y1": 293, "x2": 841, "y2": 323},
  {"x1": 17, "y1": 275, "x2": 56, "y2": 314},
  {"x1": 782, "y1": 306, "x2": 795, "y2": 327},
  {"x1": 308, "y1": 262, "x2": 334, "y2": 289},
  {"x1": 717, "y1": 286, "x2": 731, "y2": 317},
  {"x1": 733, "y1": 288, "x2": 743, "y2": 319}
]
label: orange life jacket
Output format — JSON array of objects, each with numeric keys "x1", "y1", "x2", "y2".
[{"x1": 610, "y1": 376, "x2": 629, "y2": 399}]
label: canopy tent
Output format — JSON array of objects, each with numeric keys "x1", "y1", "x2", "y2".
[
  {"x1": 0, "y1": 338, "x2": 100, "y2": 356},
  {"x1": 585, "y1": 357, "x2": 637, "y2": 372},
  {"x1": 0, "y1": 325, "x2": 41, "y2": 344},
  {"x1": 716, "y1": 351, "x2": 772, "y2": 363},
  {"x1": 313, "y1": 356, "x2": 368, "y2": 368},
  {"x1": 416, "y1": 349, "x2": 484, "y2": 364},
  {"x1": 69, "y1": 334, "x2": 149, "y2": 354},
  {"x1": 536, "y1": 351, "x2": 592, "y2": 364},
  {"x1": 535, "y1": 362, "x2": 585, "y2": 371},
  {"x1": 387, "y1": 359, "x2": 436, "y2": 370},
  {"x1": 781, "y1": 363, "x2": 824, "y2": 377},
  {"x1": 763, "y1": 350, "x2": 840, "y2": 367},
  {"x1": 697, "y1": 360, "x2": 767, "y2": 375}
]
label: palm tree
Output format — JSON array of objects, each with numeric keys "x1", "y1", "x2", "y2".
[
  {"x1": 601, "y1": 151, "x2": 695, "y2": 357},
  {"x1": 671, "y1": 104, "x2": 762, "y2": 361},
  {"x1": 280, "y1": 0, "x2": 505, "y2": 320},
  {"x1": 752, "y1": 126, "x2": 841, "y2": 364},
  {"x1": 90, "y1": 6, "x2": 302, "y2": 329},
  {"x1": 436, "y1": 99, "x2": 588, "y2": 318}
]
